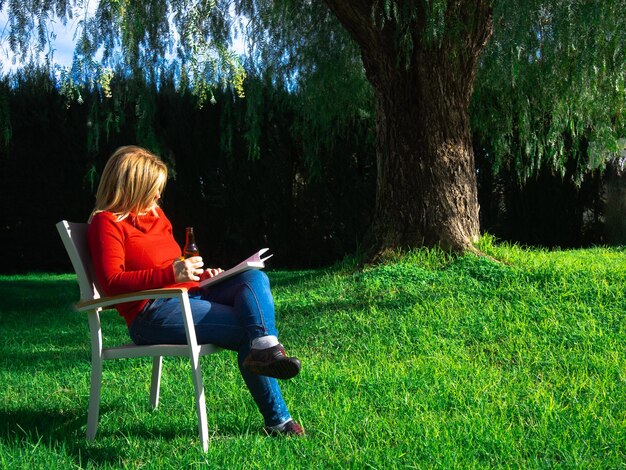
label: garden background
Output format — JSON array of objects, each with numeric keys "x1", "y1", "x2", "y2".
[
  {"x1": 1, "y1": 1, "x2": 626, "y2": 468},
  {"x1": 1, "y1": 67, "x2": 625, "y2": 273}
]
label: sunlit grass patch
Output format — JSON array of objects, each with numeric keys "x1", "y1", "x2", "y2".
[{"x1": 1, "y1": 241, "x2": 625, "y2": 467}]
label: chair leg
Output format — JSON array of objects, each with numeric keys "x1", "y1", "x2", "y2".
[
  {"x1": 189, "y1": 350, "x2": 209, "y2": 452},
  {"x1": 86, "y1": 359, "x2": 102, "y2": 440},
  {"x1": 150, "y1": 356, "x2": 163, "y2": 409}
]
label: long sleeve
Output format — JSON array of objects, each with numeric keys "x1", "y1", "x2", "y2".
[
  {"x1": 86, "y1": 209, "x2": 192, "y2": 326},
  {"x1": 88, "y1": 213, "x2": 176, "y2": 296}
]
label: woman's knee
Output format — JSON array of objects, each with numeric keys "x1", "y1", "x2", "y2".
[{"x1": 239, "y1": 269, "x2": 270, "y2": 287}]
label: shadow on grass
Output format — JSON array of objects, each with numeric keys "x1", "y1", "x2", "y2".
[
  {"x1": 0, "y1": 409, "x2": 126, "y2": 466},
  {"x1": 0, "y1": 405, "x2": 258, "y2": 465},
  {"x1": 267, "y1": 269, "x2": 322, "y2": 289},
  {"x1": 0, "y1": 409, "x2": 85, "y2": 442},
  {"x1": 0, "y1": 278, "x2": 91, "y2": 370},
  {"x1": 0, "y1": 277, "x2": 79, "y2": 312},
  {"x1": 0, "y1": 277, "x2": 274, "y2": 464}
]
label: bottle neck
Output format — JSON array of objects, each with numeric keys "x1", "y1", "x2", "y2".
[
  {"x1": 183, "y1": 227, "x2": 199, "y2": 258},
  {"x1": 185, "y1": 228, "x2": 195, "y2": 245}
]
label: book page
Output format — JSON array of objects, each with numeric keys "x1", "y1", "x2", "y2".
[{"x1": 197, "y1": 248, "x2": 272, "y2": 288}]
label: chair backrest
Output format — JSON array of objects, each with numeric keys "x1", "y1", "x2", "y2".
[{"x1": 56, "y1": 220, "x2": 101, "y2": 302}]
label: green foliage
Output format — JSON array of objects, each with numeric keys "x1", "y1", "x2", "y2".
[
  {"x1": 239, "y1": 0, "x2": 375, "y2": 170},
  {"x1": 1, "y1": 0, "x2": 73, "y2": 63},
  {"x1": 240, "y1": 0, "x2": 626, "y2": 184},
  {"x1": 175, "y1": 1, "x2": 247, "y2": 106},
  {"x1": 1, "y1": 244, "x2": 625, "y2": 466},
  {"x1": 472, "y1": 0, "x2": 626, "y2": 183},
  {"x1": 241, "y1": 0, "x2": 624, "y2": 184},
  {"x1": 0, "y1": 77, "x2": 11, "y2": 148},
  {"x1": 2, "y1": 0, "x2": 624, "y2": 186},
  {"x1": 371, "y1": 0, "x2": 448, "y2": 57},
  {"x1": 1, "y1": 0, "x2": 246, "y2": 109}
]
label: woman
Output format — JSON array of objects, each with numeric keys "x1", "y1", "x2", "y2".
[{"x1": 87, "y1": 145, "x2": 304, "y2": 436}]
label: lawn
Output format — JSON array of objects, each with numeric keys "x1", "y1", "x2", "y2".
[{"x1": 1, "y1": 238, "x2": 625, "y2": 468}]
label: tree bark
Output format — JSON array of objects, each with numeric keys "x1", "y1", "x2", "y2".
[{"x1": 324, "y1": 1, "x2": 493, "y2": 255}]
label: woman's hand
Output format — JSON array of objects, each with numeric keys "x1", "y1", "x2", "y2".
[
  {"x1": 200, "y1": 267, "x2": 224, "y2": 281},
  {"x1": 172, "y1": 256, "x2": 204, "y2": 282}
]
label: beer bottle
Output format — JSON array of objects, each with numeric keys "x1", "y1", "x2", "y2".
[{"x1": 183, "y1": 227, "x2": 200, "y2": 258}]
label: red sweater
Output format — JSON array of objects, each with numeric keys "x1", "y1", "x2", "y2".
[{"x1": 87, "y1": 208, "x2": 198, "y2": 326}]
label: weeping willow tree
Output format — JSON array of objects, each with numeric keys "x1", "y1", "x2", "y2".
[
  {"x1": 2, "y1": 0, "x2": 625, "y2": 255},
  {"x1": 2, "y1": 0, "x2": 246, "y2": 102},
  {"x1": 472, "y1": 1, "x2": 626, "y2": 183}
]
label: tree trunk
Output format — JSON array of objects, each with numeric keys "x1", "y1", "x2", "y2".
[{"x1": 324, "y1": 1, "x2": 493, "y2": 255}]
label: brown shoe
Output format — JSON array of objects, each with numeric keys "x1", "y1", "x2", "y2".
[
  {"x1": 264, "y1": 419, "x2": 305, "y2": 437},
  {"x1": 242, "y1": 344, "x2": 301, "y2": 379}
]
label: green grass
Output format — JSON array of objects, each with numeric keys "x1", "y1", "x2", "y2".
[{"x1": 1, "y1": 238, "x2": 625, "y2": 468}]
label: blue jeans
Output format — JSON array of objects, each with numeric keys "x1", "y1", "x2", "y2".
[{"x1": 128, "y1": 270, "x2": 291, "y2": 427}]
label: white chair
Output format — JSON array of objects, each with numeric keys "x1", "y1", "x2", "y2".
[{"x1": 56, "y1": 220, "x2": 219, "y2": 451}]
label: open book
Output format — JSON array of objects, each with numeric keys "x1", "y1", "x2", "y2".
[{"x1": 198, "y1": 248, "x2": 273, "y2": 288}]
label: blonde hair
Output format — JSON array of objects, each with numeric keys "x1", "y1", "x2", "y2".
[{"x1": 90, "y1": 146, "x2": 167, "y2": 221}]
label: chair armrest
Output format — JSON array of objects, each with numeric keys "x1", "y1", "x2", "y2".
[{"x1": 76, "y1": 287, "x2": 189, "y2": 312}]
